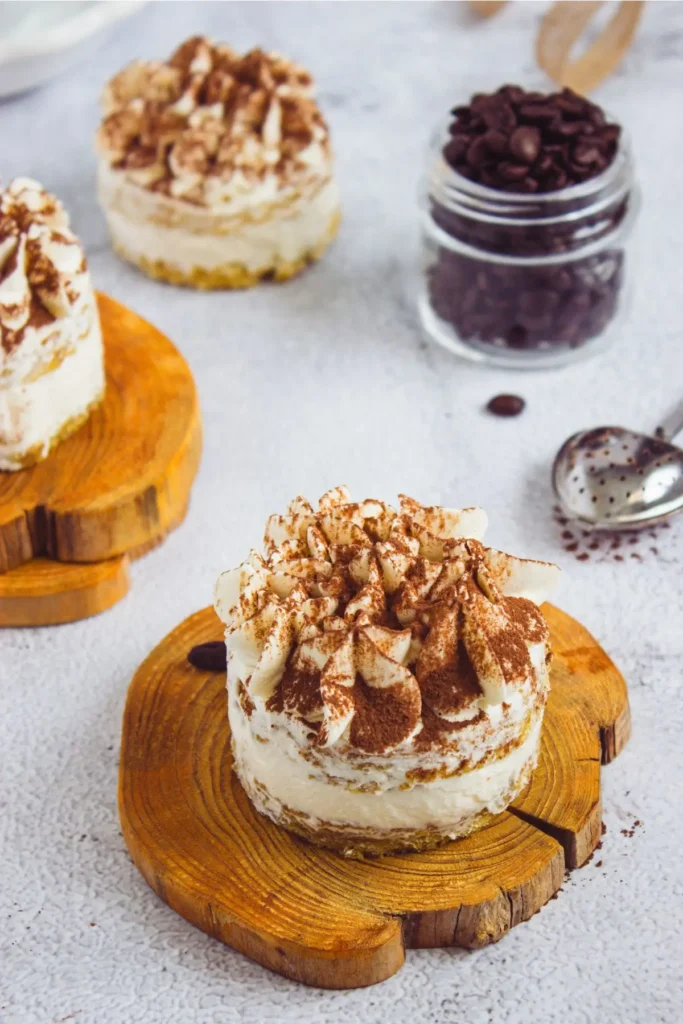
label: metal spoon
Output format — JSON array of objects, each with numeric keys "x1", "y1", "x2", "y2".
[{"x1": 552, "y1": 400, "x2": 683, "y2": 530}]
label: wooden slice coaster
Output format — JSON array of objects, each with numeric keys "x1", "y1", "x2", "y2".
[
  {"x1": 0, "y1": 293, "x2": 201, "y2": 625},
  {"x1": 119, "y1": 603, "x2": 630, "y2": 990},
  {"x1": 0, "y1": 504, "x2": 188, "y2": 627}
]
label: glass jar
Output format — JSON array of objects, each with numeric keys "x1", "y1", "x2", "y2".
[{"x1": 418, "y1": 122, "x2": 640, "y2": 369}]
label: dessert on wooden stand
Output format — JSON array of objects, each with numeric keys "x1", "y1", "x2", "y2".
[
  {"x1": 96, "y1": 36, "x2": 340, "y2": 288},
  {"x1": 0, "y1": 178, "x2": 104, "y2": 471},
  {"x1": 0, "y1": 187, "x2": 201, "y2": 628},
  {"x1": 120, "y1": 485, "x2": 630, "y2": 988},
  {"x1": 214, "y1": 487, "x2": 560, "y2": 856}
]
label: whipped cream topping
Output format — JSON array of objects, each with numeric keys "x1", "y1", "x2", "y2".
[
  {"x1": 215, "y1": 487, "x2": 560, "y2": 758},
  {"x1": 97, "y1": 36, "x2": 333, "y2": 209},
  {"x1": 0, "y1": 179, "x2": 89, "y2": 360}
]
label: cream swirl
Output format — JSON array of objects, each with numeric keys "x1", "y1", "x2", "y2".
[
  {"x1": 215, "y1": 488, "x2": 560, "y2": 756},
  {"x1": 97, "y1": 37, "x2": 332, "y2": 210},
  {"x1": 0, "y1": 179, "x2": 89, "y2": 359}
]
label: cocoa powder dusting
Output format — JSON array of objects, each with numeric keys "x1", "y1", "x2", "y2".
[
  {"x1": 349, "y1": 675, "x2": 420, "y2": 754},
  {"x1": 269, "y1": 661, "x2": 322, "y2": 721},
  {"x1": 419, "y1": 651, "x2": 480, "y2": 718},
  {"x1": 503, "y1": 597, "x2": 547, "y2": 645}
]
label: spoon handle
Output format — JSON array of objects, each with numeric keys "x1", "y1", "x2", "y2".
[{"x1": 655, "y1": 400, "x2": 683, "y2": 442}]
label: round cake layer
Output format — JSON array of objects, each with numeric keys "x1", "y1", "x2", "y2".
[
  {"x1": 98, "y1": 164, "x2": 340, "y2": 287},
  {"x1": 0, "y1": 306, "x2": 104, "y2": 471},
  {"x1": 229, "y1": 661, "x2": 544, "y2": 855}
]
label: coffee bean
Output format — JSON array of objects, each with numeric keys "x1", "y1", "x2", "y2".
[
  {"x1": 443, "y1": 136, "x2": 469, "y2": 165},
  {"x1": 554, "y1": 121, "x2": 584, "y2": 139},
  {"x1": 499, "y1": 162, "x2": 529, "y2": 182},
  {"x1": 573, "y1": 142, "x2": 602, "y2": 165},
  {"x1": 512, "y1": 176, "x2": 539, "y2": 193},
  {"x1": 481, "y1": 129, "x2": 508, "y2": 155},
  {"x1": 466, "y1": 135, "x2": 490, "y2": 168},
  {"x1": 555, "y1": 92, "x2": 586, "y2": 118},
  {"x1": 487, "y1": 394, "x2": 526, "y2": 417},
  {"x1": 443, "y1": 84, "x2": 620, "y2": 192},
  {"x1": 508, "y1": 125, "x2": 541, "y2": 163},
  {"x1": 187, "y1": 640, "x2": 227, "y2": 672},
  {"x1": 482, "y1": 102, "x2": 516, "y2": 132},
  {"x1": 519, "y1": 103, "x2": 558, "y2": 123},
  {"x1": 533, "y1": 153, "x2": 554, "y2": 177},
  {"x1": 500, "y1": 84, "x2": 526, "y2": 105}
]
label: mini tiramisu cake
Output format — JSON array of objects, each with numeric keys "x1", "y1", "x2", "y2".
[
  {"x1": 215, "y1": 487, "x2": 560, "y2": 857},
  {"x1": 0, "y1": 179, "x2": 104, "y2": 472},
  {"x1": 96, "y1": 36, "x2": 340, "y2": 288}
]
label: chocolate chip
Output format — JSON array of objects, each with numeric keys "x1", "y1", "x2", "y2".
[
  {"x1": 486, "y1": 394, "x2": 525, "y2": 417},
  {"x1": 187, "y1": 640, "x2": 227, "y2": 672}
]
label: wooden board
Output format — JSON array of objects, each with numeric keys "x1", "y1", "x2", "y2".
[
  {"x1": 119, "y1": 603, "x2": 630, "y2": 989},
  {"x1": 0, "y1": 293, "x2": 201, "y2": 625},
  {"x1": 0, "y1": 504, "x2": 188, "y2": 627},
  {"x1": 0, "y1": 554, "x2": 131, "y2": 626},
  {"x1": 0, "y1": 292, "x2": 202, "y2": 573}
]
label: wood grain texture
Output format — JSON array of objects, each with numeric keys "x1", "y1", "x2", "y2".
[
  {"x1": 0, "y1": 555, "x2": 130, "y2": 626},
  {"x1": 119, "y1": 602, "x2": 630, "y2": 989},
  {"x1": 537, "y1": 1, "x2": 645, "y2": 95},
  {"x1": 0, "y1": 504, "x2": 188, "y2": 627},
  {"x1": 0, "y1": 292, "x2": 202, "y2": 573}
]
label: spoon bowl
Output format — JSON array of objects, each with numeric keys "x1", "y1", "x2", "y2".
[{"x1": 552, "y1": 425, "x2": 683, "y2": 530}]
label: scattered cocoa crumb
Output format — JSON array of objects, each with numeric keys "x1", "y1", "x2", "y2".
[
  {"x1": 601, "y1": 822, "x2": 607, "y2": 836},
  {"x1": 595, "y1": 860, "x2": 603, "y2": 868},
  {"x1": 553, "y1": 509, "x2": 670, "y2": 564}
]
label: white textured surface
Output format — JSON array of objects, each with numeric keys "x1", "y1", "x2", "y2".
[{"x1": 2, "y1": 3, "x2": 683, "y2": 1022}]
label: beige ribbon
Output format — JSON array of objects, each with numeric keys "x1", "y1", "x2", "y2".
[
  {"x1": 537, "y1": 1, "x2": 645, "y2": 94},
  {"x1": 467, "y1": 0, "x2": 509, "y2": 17},
  {"x1": 466, "y1": 0, "x2": 645, "y2": 94}
]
